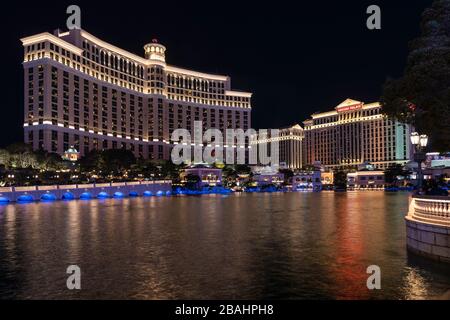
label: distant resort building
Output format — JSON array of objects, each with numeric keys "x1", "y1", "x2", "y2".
[
  {"x1": 423, "y1": 152, "x2": 450, "y2": 183},
  {"x1": 425, "y1": 152, "x2": 450, "y2": 169},
  {"x1": 303, "y1": 99, "x2": 413, "y2": 170},
  {"x1": 292, "y1": 170, "x2": 322, "y2": 191},
  {"x1": 251, "y1": 99, "x2": 412, "y2": 173},
  {"x1": 401, "y1": 152, "x2": 450, "y2": 186},
  {"x1": 423, "y1": 167, "x2": 450, "y2": 182},
  {"x1": 252, "y1": 166, "x2": 284, "y2": 186},
  {"x1": 182, "y1": 163, "x2": 222, "y2": 187},
  {"x1": 347, "y1": 170, "x2": 385, "y2": 190}
]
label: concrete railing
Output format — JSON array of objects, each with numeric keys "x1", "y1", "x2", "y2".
[
  {"x1": 0, "y1": 180, "x2": 172, "y2": 203},
  {"x1": 2, "y1": 180, "x2": 172, "y2": 192},
  {"x1": 407, "y1": 196, "x2": 450, "y2": 226},
  {"x1": 405, "y1": 195, "x2": 450, "y2": 263},
  {"x1": 14, "y1": 186, "x2": 38, "y2": 192}
]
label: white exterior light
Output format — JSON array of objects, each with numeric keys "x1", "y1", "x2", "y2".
[
  {"x1": 410, "y1": 132, "x2": 420, "y2": 145},
  {"x1": 419, "y1": 135, "x2": 428, "y2": 148}
]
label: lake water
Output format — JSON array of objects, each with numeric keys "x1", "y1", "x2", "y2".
[{"x1": 0, "y1": 192, "x2": 449, "y2": 299}]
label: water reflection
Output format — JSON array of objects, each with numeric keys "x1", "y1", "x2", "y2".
[
  {"x1": 0, "y1": 192, "x2": 449, "y2": 299},
  {"x1": 402, "y1": 268, "x2": 429, "y2": 300}
]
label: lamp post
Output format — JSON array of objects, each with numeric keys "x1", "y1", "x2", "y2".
[{"x1": 410, "y1": 132, "x2": 428, "y2": 192}]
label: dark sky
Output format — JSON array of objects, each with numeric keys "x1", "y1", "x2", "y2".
[{"x1": 0, "y1": 0, "x2": 432, "y2": 147}]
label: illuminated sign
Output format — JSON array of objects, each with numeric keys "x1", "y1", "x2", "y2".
[
  {"x1": 336, "y1": 104, "x2": 363, "y2": 112},
  {"x1": 335, "y1": 99, "x2": 364, "y2": 113}
]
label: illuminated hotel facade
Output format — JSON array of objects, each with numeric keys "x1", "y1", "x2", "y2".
[
  {"x1": 303, "y1": 99, "x2": 413, "y2": 170},
  {"x1": 21, "y1": 29, "x2": 252, "y2": 160},
  {"x1": 252, "y1": 124, "x2": 304, "y2": 170}
]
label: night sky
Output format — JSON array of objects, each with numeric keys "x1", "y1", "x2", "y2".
[{"x1": 0, "y1": 0, "x2": 432, "y2": 147}]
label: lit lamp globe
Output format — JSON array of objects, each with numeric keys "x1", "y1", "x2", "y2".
[
  {"x1": 410, "y1": 132, "x2": 420, "y2": 145},
  {"x1": 419, "y1": 135, "x2": 428, "y2": 148}
]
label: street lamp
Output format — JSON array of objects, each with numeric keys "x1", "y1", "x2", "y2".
[
  {"x1": 419, "y1": 135, "x2": 428, "y2": 148},
  {"x1": 410, "y1": 132, "x2": 420, "y2": 145},
  {"x1": 410, "y1": 132, "x2": 428, "y2": 192}
]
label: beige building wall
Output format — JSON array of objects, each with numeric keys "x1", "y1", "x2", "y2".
[
  {"x1": 252, "y1": 124, "x2": 304, "y2": 170},
  {"x1": 303, "y1": 99, "x2": 412, "y2": 170},
  {"x1": 22, "y1": 29, "x2": 252, "y2": 160}
]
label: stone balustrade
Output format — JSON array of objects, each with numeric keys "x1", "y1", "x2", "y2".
[
  {"x1": 405, "y1": 195, "x2": 450, "y2": 263},
  {"x1": 0, "y1": 180, "x2": 172, "y2": 203},
  {"x1": 408, "y1": 196, "x2": 450, "y2": 226}
]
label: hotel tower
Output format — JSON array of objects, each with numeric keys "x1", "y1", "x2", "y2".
[
  {"x1": 252, "y1": 124, "x2": 304, "y2": 170},
  {"x1": 21, "y1": 29, "x2": 252, "y2": 160},
  {"x1": 303, "y1": 99, "x2": 413, "y2": 170}
]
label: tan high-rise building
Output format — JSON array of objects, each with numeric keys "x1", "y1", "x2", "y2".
[
  {"x1": 251, "y1": 124, "x2": 304, "y2": 170},
  {"x1": 278, "y1": 124, "x2": 304, "y2": 169},
  {"x1": 303, "y1": 99, "x2": 413, "y2": 170},
  {"x1": 21, "y1": 29, "x2": 252, "y2": 160}
]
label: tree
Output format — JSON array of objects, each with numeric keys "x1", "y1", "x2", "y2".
[
  {"x1": 0, "y1": 149, "x2": 10, "y2": 167},
  {"x1": 221, "y1": 165, "x2": 237, "y2": 188},
  {"x1": 235, "y1": 164, "x2": 252, "y2": 175},
  {"x1": 279, "y1": 168, "x2": 294, "y2": 184},
  {"x1": 2, "y1": 143, "x2": 39, "y2": 169},
  {"x1": 79, "y1": 150, "x2": 102, "y2": 173},
  {"x1": 333, "y1": 170, "x2": 347, "y2": 190},
  {"x1": 222, "y1": 165, "x2": 237, "y2": 178},
  {"x1": 43, "y1": 152, "x2": 66, "y2": 171},
  {"x1": 98, "y1": 149, "x2": 136, "y2": 177},
  {"x1": 381, "y1": 0, "x2": 450, "y2": 152},
  {"x1": 78, "y1": 149, "x2": 136, "y2": 179},
  {"x1": 384, "y1": 164, "x2": 411, "y2": 186},
  {"x1": 160, "y1": 160, "x2": 183, "y2": 181},
  {"x1": 221, "y1": 164, "x2": 252, "y2": 187},
  {"x1": 131, "y1": 157, "x2": 160, "y2": 179},
  {"x1": 185, "y1": 174, "x2": 201, "y2": 190}
]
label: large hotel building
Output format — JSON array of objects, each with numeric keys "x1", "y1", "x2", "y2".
[
  {"x1": 303, "y1": 99, "x2": 412, "y2": 170},
  {"x1": 252, "y1": 124, "x2": 304, "y2": 170},
  {"x1": 252, "y1": 98, "x2": 412, "y2": 171},
  {"x1": 21, "y1": 28, "x2": 252, "y2": 160}
]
